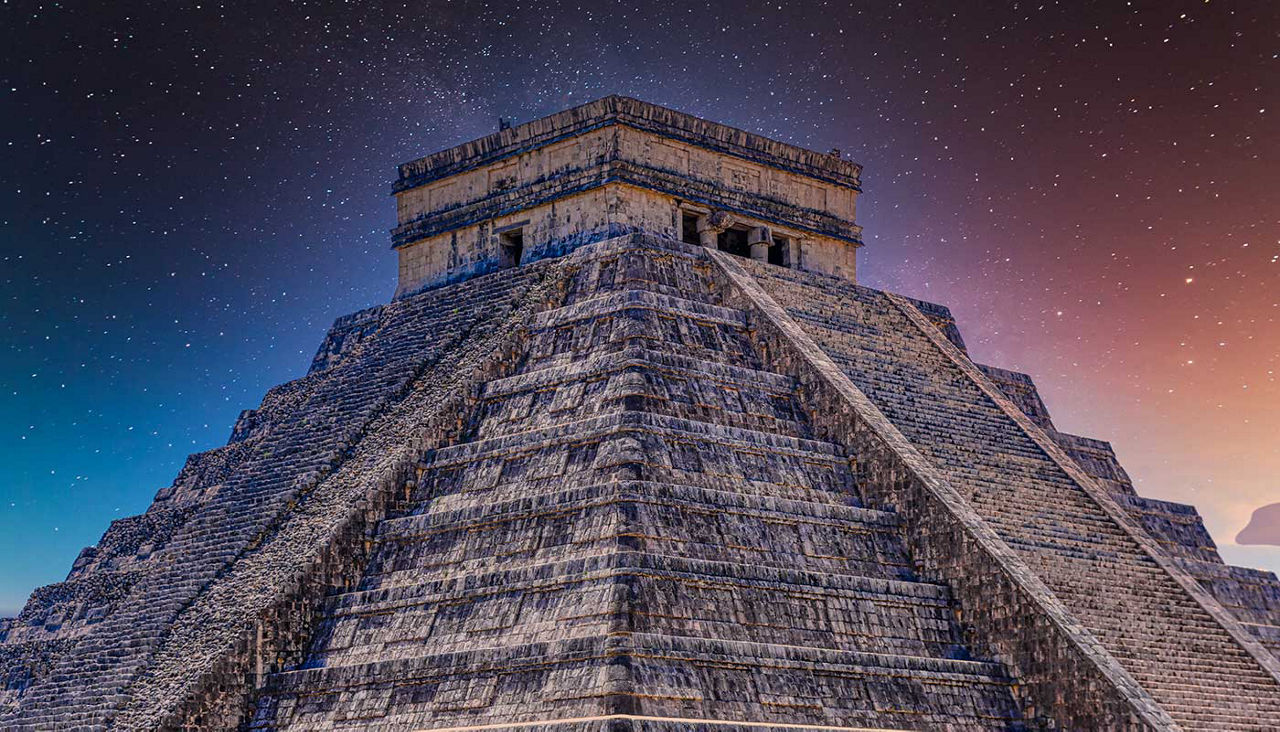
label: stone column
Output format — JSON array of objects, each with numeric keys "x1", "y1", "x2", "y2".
[
  {"x1": 748, "y1": 226, "x2": 773, "y2": 262},
  {"x1": 696, "y1": 210, "x2": 734, "y2": 248}
]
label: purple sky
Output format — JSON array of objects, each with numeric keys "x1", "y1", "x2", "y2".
[{"x1": 2, "y1": 0, "x2": 1278, "y2": 615}]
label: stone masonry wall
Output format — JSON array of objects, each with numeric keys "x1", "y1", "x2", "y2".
[
  {"x1": 709, "y1": 250, "x2": 1171, "y2": 729},
  {"x1": 392, "y1": 97, "x2": 862, "y2": 295},
  {"x1": 8, "y1": 227, "x2": 1279, "y2": 730},
  {"x1": 734, "y1": 253, "x2": 1280, "y2": 729},
  {"x1": 119, "y1": 258, "x2": 572, "y2": 729},
  {"x1": 250, "y1": 234, "x2": 1026, "y2": 731},
  {"x1": 975, "y1": 350, "x2": 1280, "y2": 663},
  {"x1": 882, "y1": 274, "x2": 1280, "y2": 673},
  {"x1": 0, "y1": 255, "x2": 571, "y2": 729}
]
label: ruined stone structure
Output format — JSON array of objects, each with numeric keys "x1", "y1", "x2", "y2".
[
  {"x1": 3, "y1": 96, "x2": 1280, "y2": 730},
  {"x1": 391, "y1": 96, "x2": 862, "y2": 295}
]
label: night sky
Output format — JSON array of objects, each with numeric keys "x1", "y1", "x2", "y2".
[{"x1": 2, "y1": 0, "x2": 1278, "y2": 616}]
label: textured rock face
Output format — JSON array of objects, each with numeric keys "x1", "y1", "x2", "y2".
[
  {"x1": 4, "y1": 232, "x2": 1280, "y2": 730},
  {"x1": 4, "y1": 100, "x2": 1280, "y2": 731},
  {"x1": 741, "y1": 256, "x2": 1280, "y2": 728},
  {"x1": 390, "y1": 96, "x2": 863, "y2": 296},
  {"x1": 0, "y1": 255, "x2": 572, "y2": 728},
  {"x1": 250, "y1": 236, "x2": 1026, "y2": 730}
]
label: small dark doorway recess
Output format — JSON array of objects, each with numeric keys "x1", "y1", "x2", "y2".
[
  {"x1": 498, "y1": 228, "x2": 525, "y2": 268},
  {"x1": 681, "y1": 212, "x2": 701, "y2": 245},
  {"x1": 768, "y1": 236, "x2": 791, "y2": 267},
  {"x1": 717, "y1": 227, "x2": 751, "y2": 258}
]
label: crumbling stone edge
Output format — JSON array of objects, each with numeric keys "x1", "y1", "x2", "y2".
[
  {"x1": 111, "y1": 259, "x2": 574, "y2": 729},
  {"x1": 888, "y1": 289, "x2": 1280, "y2": 687},
  {"x1": 707, "y1": 249, "x2": 1174, "y2": 731}
]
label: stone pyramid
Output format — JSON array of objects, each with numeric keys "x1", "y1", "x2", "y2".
[{"x1": 3, "y1": 97, "x2": 1279, "y2": 731}]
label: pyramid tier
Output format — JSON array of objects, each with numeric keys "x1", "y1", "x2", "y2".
[
  {"x1": 475, "y1": 347, "x2": 814, "y2": 441},
  {"x1": 367, "y1": 480, "x2": 912, "y2": 588},
  {"x1": 748, "y1": 259, "x2": 1280, "y2": 726},
  {"x1": 255, "y1": 633, "x2": 1021, "y2": 731},
  {"x1": 251, "y1": 238, "x2": 1026, "y2": 729}
]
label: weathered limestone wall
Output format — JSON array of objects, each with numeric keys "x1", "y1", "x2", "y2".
[
  {"x1": 391, "y1": 96, "x2": 862, "y2": 295},
  {"x1": 395, "y1": 187, "x2": 621, "y2": 295},
  {"x1": 735, "y1": 254, "x2": 1280, "y2": 728},
  {"x1": 710, "y1": 251, "x2": 1170, "y2": 729},
  {"x1": 395, "y1": 97, "x2": 862, "y2": 200},
  {"x1": 977, "y1": 358, "x2": 1280, "y2": 662},
  {"x1": 0, "y1": 256, "x2": 571, "y2": 729},
  {"x1": 251, "y1": 235, "x2": 1026, "y2": 730},
  {"x1": 395, "y1": 125, "x2": 856, "y2": 229},
  {"x1": 977, "y1": 364, "x2": 1057, "y2": 431},
  {"x1": 394, "y1": 182, "x2": 855, "y2": 298},
  {"x1": 7, "y1": 230, "x2": 1278, "y2": 730}
]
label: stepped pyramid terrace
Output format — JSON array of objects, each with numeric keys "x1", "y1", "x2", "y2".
[{"x1": 3, "y1": 96, "x2": 1280, "y2": 730}]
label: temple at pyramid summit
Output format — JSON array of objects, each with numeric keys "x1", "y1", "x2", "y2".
[{"x1": 5, "y1": 96, "x2": 1280, "y2": 730}]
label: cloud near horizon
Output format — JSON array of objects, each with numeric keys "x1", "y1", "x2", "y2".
[{"x1": 1237, "y1": 503, "x2": 1280, "y2": 547}]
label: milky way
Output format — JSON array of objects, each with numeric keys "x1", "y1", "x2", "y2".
[{"x1": 2, "y1": 0, "x2": 1278, "y2": 614}]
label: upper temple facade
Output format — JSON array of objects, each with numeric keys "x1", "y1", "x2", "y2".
[
  {"x1": 391, "y1": 96, "x2": 862, "y2": 295},
  {"x1": 4, "y1": 97, "x2": 1280, "y2": 731}
]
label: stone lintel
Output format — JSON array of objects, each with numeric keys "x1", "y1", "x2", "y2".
[{"x1": 389, "y1": 166, "x2": 863, "y2": 250}]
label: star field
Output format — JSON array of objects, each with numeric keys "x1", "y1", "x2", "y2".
[{"x1": 1, "y1": 0, "x2": 1278, "y2": 615}]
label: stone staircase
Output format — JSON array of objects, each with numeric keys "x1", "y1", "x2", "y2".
[
  {"x1": 250, "y1": 237, "x2": 1027, "y2": 730},
  {"x1": 1, "y1": 262, "x2": 560, "y2": 728},
  {"x1": 16, "y1": 233, "x2": 1274, "y2": 728},
  {"x1": 747, "y1": 260, "x2": 1280, "y2": 730},
  {"x1": 984, "y1": 366, "x2": 1280, "y2": 666}
]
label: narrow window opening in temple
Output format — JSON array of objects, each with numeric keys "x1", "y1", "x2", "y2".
[
  {"x1": 717, "y1": 226, "x2": 751, "y2": 258},
  {"x1": 681, "y1": 212, "x2": 701, "y2": 245},
  {"x1": 769, "y1": 236, "x2": 791, "y2": 267},
  {"x1": 498, "y1": 229, "x2": 525, "y2": 268}
]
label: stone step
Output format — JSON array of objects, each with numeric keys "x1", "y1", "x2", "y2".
[
  {"x1": 750, "y1": 263, "x2": 1280, "y2": 726},
  {"x1": 416, "y1": 411, "x2": 859, "y2": 512},
  {"x1": 382, "y1": 480, "x2": 890, "y2": 540},
  {"x1": 523, "y1": 290, "x2": 759, "y2": 370},
  {"x1": 258, "y1": 633, "x2": 1022, "y2": 731},
  {"x1": 534, "y1": 290, "x2": 748, "y2": 331},
  {"x1": 475, "y1": 347, "x2": 812, "y2": 441},
  {"x1": 362, "y1": 482, "x2": 911, "y2": 591},
  {"x1": 484, "y1": 346, "x2": 798, "y2": 401},
  {"x1": 326, "y1": 550, "x2": 948, "y2": 617},
  {"x1": 241, "y1": 238, "x2": 1028, "y2": 729},
  {"x1": 1175, "y1": 557, "x2": 1280, "y2": 629},
  {"x1": 430, "y1": 412, "x2": 846, "y2": 469},
  {"x1": 561, "y1": 234, "x2": 724, "y2": 307},
  {"x1": 302, "y1": 551, "x2": 962, "y2": 669},
  {"x1": 290, "y1": 721, "x2": 918, "y2": 732},
  {"x1": 283, "y1": 632, "x2": 1008, "y2": 685}
]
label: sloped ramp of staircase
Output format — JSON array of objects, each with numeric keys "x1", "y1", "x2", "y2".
[
  {"x1": 7, "y1": 233, "x2": 1278, "y2": 730},
  {"x1": 0, "y1": 255, "x2": 572, "y2": 729},
  {"x1": 250, "y1": 235, "x2": 1027, "y2": 730},
  {"x1": 735, "y1": 253, "x2": 1280, "y2": 730}
]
